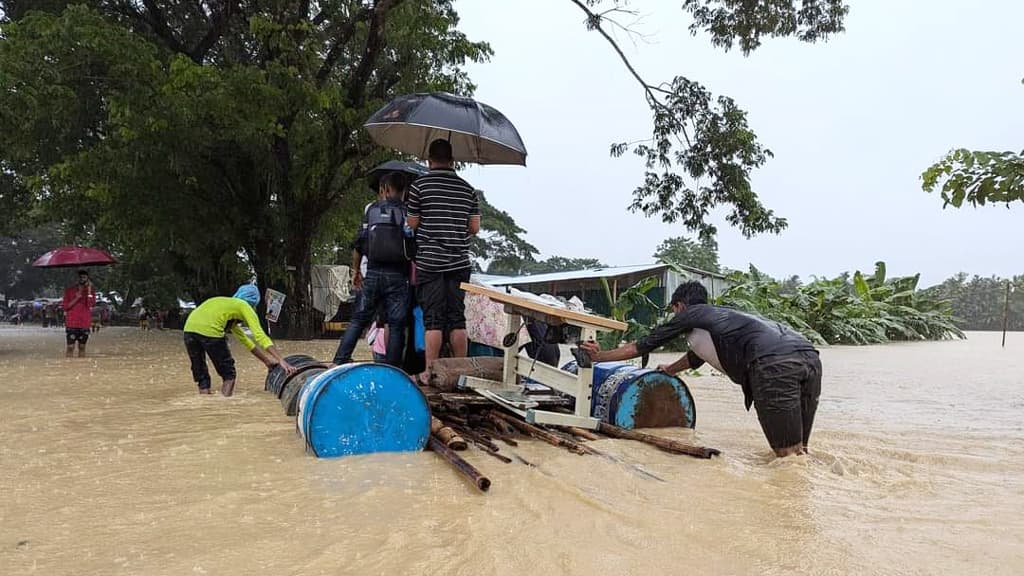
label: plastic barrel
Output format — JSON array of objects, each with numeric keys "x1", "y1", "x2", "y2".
[
  {"x1": 562, "y1": 361, "x2": 696, "y2": 429},
  {"x1": 296, "y1": 363, "x2": 431, "y2": 458},
  {"x1": 280, "y1": 365, "x2": 328, "y2": 416},
  {"x1": 265, "y1": 354, "x2": 319, "y2": 395},
  {"x1": 412, "y1": 306, "x2": 425, "y2": 352}
]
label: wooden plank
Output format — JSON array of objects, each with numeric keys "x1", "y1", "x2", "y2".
[
  {"x1": 527, "y1": 410, "x2": 601, "y2": 430},
  {"x1": 461, "y1": 282, "x2": 627, "y2": 332},
  {"x1": 511, "y1": 353, "x2": 580, "y2": 396}
]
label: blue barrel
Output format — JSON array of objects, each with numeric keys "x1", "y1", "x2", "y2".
[
  {"x1": 562, "y1": 361, "x2": 696, "y2": 429},
  {"x1": 296, "y1": 363, "x2": 431, "y2": 458}
]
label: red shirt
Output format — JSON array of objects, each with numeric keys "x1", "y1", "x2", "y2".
[{"x1": 62, "y1": 285, "x2": 96, "y2": 329}]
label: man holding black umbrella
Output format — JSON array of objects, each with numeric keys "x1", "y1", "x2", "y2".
[{"x1": 406, "y1": 139, "x2": 480, "y2": 381}]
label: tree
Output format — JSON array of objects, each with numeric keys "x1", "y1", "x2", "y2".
[
  {"x1": 0, "y1": 2, "x2": 489, "y2": 337},
  {"x1": 2, "y1": 1, "x2": 852, "y2": 337},
  {"x1": 653, "y1": 235, "x2": 720, "y2": 272},
  {"x1": 485, "y1": 254, "x2": 606, "y2": 276},
  {"x1": 925, "y1": 273, "x2": 1024, "y2": 331},
  {"x1": 472, "y1": 190, "x2": 540, "y2": 274},
  {"x1": 526, "y1": 257, "x2": 605, "y2": 274},
  {"x1": 573, "y1": 0, "x2": 849, "y2": 240},
  {"x1": 0, "y1": 225, "x2": 67, "y2": 299},
  {"x1": 921, "y1": 149, "x2": 1024, "y2": 208}
]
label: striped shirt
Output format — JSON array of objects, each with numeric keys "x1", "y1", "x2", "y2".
[{"x1": 407, "y1": 169, "x2": 479, "y2": 273}]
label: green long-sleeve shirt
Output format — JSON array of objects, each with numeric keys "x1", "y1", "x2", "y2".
[{"x1": 183, "y1": 296, "x2": 273, "y2": 351}]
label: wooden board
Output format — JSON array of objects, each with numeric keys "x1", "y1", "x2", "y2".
[{"x1": 461, "y1": 282, "x2": 627, "y2": 332}]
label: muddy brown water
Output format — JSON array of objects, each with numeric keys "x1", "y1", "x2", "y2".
[{"x1": 1, "y1": 327, "x2": 1021, "y2": 575}]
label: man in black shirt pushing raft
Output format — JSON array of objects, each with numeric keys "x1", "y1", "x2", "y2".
[{"x1": 581, "y1": 281, "x2": 822, "y2": 457}]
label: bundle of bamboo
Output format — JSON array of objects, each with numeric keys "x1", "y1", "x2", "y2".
[{"x1": 424, "y1": 386, "x2": 721, "y2": 493}]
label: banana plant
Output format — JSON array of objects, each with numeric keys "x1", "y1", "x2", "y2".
[{"x1": 596, "y1": 276, "x2": 661, "y2": 351}]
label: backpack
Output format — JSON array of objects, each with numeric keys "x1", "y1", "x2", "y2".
[{"x1": 366, "y1": 200, "x2": 414, "y2": 265}]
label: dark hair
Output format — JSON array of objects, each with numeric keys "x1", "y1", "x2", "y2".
[
  {"x1": 380, "y1": 171, "x2": 409, "y2": 197},
  {"x1": 670, "y1": 281, "x2": 708, "y2": 307},
  {"x1": 77, "y1": 269, "x2": 89, "y2": 276},
  {"x1": 427, "y1": 138, "x2": 453, "y2": 163}
]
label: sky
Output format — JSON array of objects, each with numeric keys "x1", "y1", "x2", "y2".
[{"x1": 451, "y1": 0, "x2": 1024, "y2": 287}]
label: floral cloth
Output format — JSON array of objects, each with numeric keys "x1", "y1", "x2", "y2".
[{"x1": 465, "y1": 288, "x2": 530, "y2": 349}]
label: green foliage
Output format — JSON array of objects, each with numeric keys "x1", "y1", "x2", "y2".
[
  {"x1": 653, "y1": 234, "x2": 720, "y2": 272},
  {"x1": 488, "y1": 255, "x2": 607, "y2": 276},
  {"x1": 0, "y1": 225, "x2": 68, "y2": 299},
  {"x1": 596, "y1": 276, "x2": 662, "y2": 349},
  {"x1": 472, "y1": 190, "x2": 540, "y2": 274},
  {"x1": 717, "y1": 262, "x2": 964, "y2": 345},
  {"x1": 921, "y1": 149, "x2": 1024, "y2": 208},
  {"x1": 0, "y1": 2, "x2": 491, "y2": 335},
  {"x1": 526, "y1": 257, "x2": 605, "y2": 274},
  {"x1": 576, "y1": 1, "x2": 848, "y2": 241},
  {"x1": 680, "y1": 0, "x2": 849, "y2": 54},
  {"x1": 925, "y1": 274, "x2": 1024, "y2": 331}
]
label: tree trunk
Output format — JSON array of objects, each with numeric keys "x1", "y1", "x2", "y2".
[
  {"x1": 248, "y1": 235, "x2": 277, "y2": 336},
  {"x1": 281, "y1": 215, "x2": 320, "y2": 339}
]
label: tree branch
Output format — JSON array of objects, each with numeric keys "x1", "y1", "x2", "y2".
[
  {"x1": 190, "y1": 0, "x2": 238, "y2": 63},
  {"x1": 345, "y1": 0, "x2": 404, "y2": 107},
  {"x1": 139, "y1": 0, "x2": 190, "y2": 55},
  {"x1": 569, "y1": 0, "x2": 691, "y2": 146},
  {"x1": 569, "y1": 0, "x2": 659, "y2": 107},
  {"x1": 315, "y1": 6, "x2": 369, "y2": 86}
]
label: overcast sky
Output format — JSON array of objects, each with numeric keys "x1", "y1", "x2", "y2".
[{"x1": 452, "y1": 0, "x2": 1023, "y2": 286}]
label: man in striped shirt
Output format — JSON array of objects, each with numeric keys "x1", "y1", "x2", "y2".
[{"x1": 406, "y1": 139, "x2": 481, "y2": 378}]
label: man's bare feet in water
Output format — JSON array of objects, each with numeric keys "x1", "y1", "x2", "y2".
[
  {"x1": 220, "y1": 379, "x2": 235, "y2": 397},
  {"x1": 198, "y1": 388, "x2": 213, "y2": 395}
]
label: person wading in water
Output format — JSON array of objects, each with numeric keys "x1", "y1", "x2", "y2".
[
  {"x1": 581, "y1": 281, "x2": 822, "y2": 457},
  {"x1": 182, "y1": 285, "x2": 296, "y2": 396}
]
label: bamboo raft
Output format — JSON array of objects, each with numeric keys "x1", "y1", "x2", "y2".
[
  {"x1": 422, "y1": 383, "x2": 721, "y2": 493},
  {"x1": 418, "y1": 283, "x2": 720, "y2": 492},
  {"x1": 266, "y1": 282, "x2": 722, "y2": 493}
]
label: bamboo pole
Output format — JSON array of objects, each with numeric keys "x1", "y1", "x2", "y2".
[
  {"x1": 597, "y1": 422, "x2": 720, "y2": 459},
  {"x1": 449, "y1": 424, "x2": 503, "y2": 453},
  {"x1": 1002, "y1": 280, "x2": 1011, "y2": 349},
  {"x1": 494, "y1": 414, "x2": 666, "y2": 481},
  {"x1": 479, "y1": 449, "x2": 513, "y2": 464},
  {"x1": 428, "y1": 436, "x2": 491, "y2": 492},
  {"x1": 431, "y1": 416, "x2": 467, "y2": 450},
  {"x1": 491, "y1": 411, "x2": 588, "y2": 455},
  {"x1": 568, "y1": 426, "x2": 602, "y2": 441}
]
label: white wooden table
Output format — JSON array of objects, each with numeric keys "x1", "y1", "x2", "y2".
[{"x1": 459, "y1": 283, "x2": 628, "y2": 430}]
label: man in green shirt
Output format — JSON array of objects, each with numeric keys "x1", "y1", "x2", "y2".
[{"x1": 183, "y1": 284, "x2": 296, "y2": 396}]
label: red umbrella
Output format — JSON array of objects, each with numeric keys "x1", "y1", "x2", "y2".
[{"x1": 32, "y1": 246, "x2": 117, "y2": 268}]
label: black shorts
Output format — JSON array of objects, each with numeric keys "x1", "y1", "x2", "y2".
[
  {"x1": 748, "y1": 350, "x2": 822, "y2": 450},
  {"x1": 183, "y1": 332, "x2": 236, "y2": 389},
  {"x1": 66, "y1": 328, "x2": 90, "y2": 345},
  {"x1": 416, "y1": 267, "x2": 471, "y2": 331}
]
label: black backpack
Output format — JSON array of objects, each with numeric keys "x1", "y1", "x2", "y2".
[{"x1": 366, "y1": 201, "x2": 414, "y2": 265}]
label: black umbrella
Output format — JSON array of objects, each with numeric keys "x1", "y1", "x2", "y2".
[
  {"x1": 364, "y1": 92, "x2": 527, "y2": 166},
  {"x1": 365, "y1": 160, "x2": 429, "y2": 190}
]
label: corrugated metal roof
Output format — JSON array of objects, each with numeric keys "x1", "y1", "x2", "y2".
[
  {"x1": 486, "y1": 263, "x2": 670, "y2": 286},
  {"x1": 470, "y1": 273, "x2": 514, "y2": 285}
]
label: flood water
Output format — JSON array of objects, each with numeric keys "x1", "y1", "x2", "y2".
[{"x1": 1, "y1": 326, "x2": 1022, "y2": 575}]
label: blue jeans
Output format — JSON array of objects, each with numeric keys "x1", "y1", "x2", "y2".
[{"x1": 333, "y1": 269, "x2": 410, "y2": 366}]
